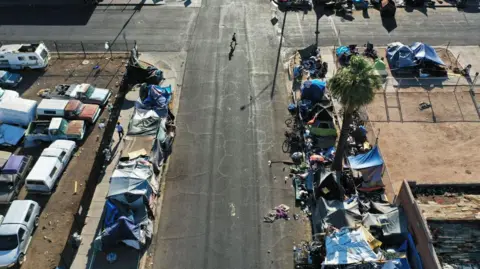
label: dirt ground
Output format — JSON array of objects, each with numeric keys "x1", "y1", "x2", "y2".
[
  {"x1": 369, "y1": 121, "x2": 480, "y2": 192},
  {"x1": 7, "y1": 55, "x2": 127, "y2": 269}
]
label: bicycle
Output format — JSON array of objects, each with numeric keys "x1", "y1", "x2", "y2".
[{"x1": 282, "y1": 131, "x2": 302, "y2": 153}]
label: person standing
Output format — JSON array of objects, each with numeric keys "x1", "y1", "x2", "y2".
[
  {"x1": 232, "y1": 33, "x2": 237, "y2": 44},
  {"x1": 116, "y1": 122, "x2": 124, "y2": 140}
]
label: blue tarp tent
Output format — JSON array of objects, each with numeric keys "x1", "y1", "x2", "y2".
[
  {"x1": 301, "y1": 79, "x2": 325, "y2": 103},
  {"x1": 387, "y1": 44, "x2": 415, "y2": 69},
  {"x1": 387, "y1": 42, "x2": 445, "y2": 70},
  {"x1": 410, "y1": 42, "x2": 445, "y2": 66},
  {"x1": 336, "y1": 46, "x2": 350, "y2": 57},
  {"x1": 348, "y1": 146, "x2": 384, "y2": 188},
  {"x1": 99, "y1": 216, "x2": 143, "y2": 250},
  {"x1": 104, "y1": 200, "x2": 119, "y2": 228},
  {"x1": 0, "y1": 124, "x2": 25, "y2": 146}
]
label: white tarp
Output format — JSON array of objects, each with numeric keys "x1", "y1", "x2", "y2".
[{"x1": 324, "y1": 227, "x2": 379, "y2": 265}]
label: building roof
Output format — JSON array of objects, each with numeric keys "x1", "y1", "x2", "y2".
[{"x1": 412, "y1": 184, "x2": 480, "y2": 267}]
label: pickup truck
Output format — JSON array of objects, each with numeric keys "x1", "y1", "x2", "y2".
[
  {"x1": 0, "y1": 200, "x2": 40, "y2": 268},
  {"x1": 25, "y1": 117, "x2": 86, "y2": 143},
  {"x1": 0, "y1": 153, "x2": 33, "y2": 204},
  {"x1": 37, "y1": 99, "x2": 101, "y2": 124},
  {"x1": 39, "y1": 83, "x2": 112, "y2": 107},
  {"x1": 26, "y1": 140, "x2": 76, "y2": 194}
]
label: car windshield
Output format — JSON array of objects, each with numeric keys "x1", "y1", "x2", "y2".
[
  {"x1": 85, "y1": 86, "x2": 95, "y2": 98},
  {"x1": 0, "y1": 72, "x2": 8, "y2": 82},
  {"x1": 40, "y1": 49, "x2": 48, "y2": 60},
  {"x1": 0, "y1": 234, "x2": 18, "y2": 251},
  {"x1": 0, "y1": 181, "x2": 14, "y2": 190},
  {"x1": 76, "y1": 104, "x2": 85, "y2": 115}
]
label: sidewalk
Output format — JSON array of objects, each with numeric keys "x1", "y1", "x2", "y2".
[{"x1": 70, "y1": 53, "x2": 181, "y2": 269}]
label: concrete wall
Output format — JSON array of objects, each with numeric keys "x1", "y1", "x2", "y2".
[{"x1": 395, "y1": 180, "x2": 442, "y2": 269}]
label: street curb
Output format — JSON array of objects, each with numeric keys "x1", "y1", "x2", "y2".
[{"x1": 136, "y1": 55, "x2": 183, "y2": 269}]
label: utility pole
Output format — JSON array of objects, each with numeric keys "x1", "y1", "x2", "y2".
[{"x1": 271, "y1": 11, "x2": 288, "y2": 99}]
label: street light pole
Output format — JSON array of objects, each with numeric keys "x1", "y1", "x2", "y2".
[
  {"x1": 271, "y1": 11, "x2": 288, "y2": 99},
  {"x1": 315, "y1": 17, "x2": 320, "y2": 48}
]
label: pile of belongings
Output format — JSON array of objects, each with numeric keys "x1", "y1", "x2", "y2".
[
  {"x1": 136, "y1": 83, "x2": 173, "y2": 117},
  {"x1": 94, "y1": 158, "x2": 158, "y2": 251},
  {"x1": 386, "y1": 42, "x2": 446, "y2": 76},
  {"x1": 294, "y1": 45, "x2": 328, "y2": 79},
  {"x1": 336, "y1": 45, "x2": 359, "y2": 66},
  {"x1": 263, "y1": 204, "x2": 290, "y2": 223},
  {"x1": 277, "y1": 0, "x2": 313, "y2": 12},
  {"x1": 126, "y1": 46, "x2": 164, "y2": 85}
]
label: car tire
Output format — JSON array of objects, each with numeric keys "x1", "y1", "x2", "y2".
[
  {"x1": 17, "y1": 253, "x2": 25, "y2": 266},
  {"x1": 34, "y1": 216, "x2": 40, "y2": 227}
]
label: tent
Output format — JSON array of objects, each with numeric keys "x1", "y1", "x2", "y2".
[
  {"x1": 410, "y1": 42, "x2": 445, "y2": 66},
  {"x1": 312, "y1": 196, "x2": 362, "y2": 233},
  {"x1": 387, "y1": 43, "x2": 415, "y2": 69},
  {"x1": 362, "y1": 206, "x2": 409, "y2": 245},
  {"x1": 348, "y1": 146, "x2": 384, "y2": 189},
  {"x1": 324, "y1": 227, "x2": 379, "y2": 265},
  {"x1": 387, "y1": 42, "x2": 444, "y2": 70},
  {"x1": 127, "y1": 108, "x2": 161, "y2": 136},
  {"x1": 107, "y1": 159, "x2": 157, "y2": 224},
  {"x1": 314, "y1": 171, "x2": 343, "y2": 200},
  {"x1": 136, "y1": 83, "x2": 173, "y2": 117},
  {"x1": 150, "y1": 118, "x2": 174, "y2": 172},
  {"x1": 301, "y1": 79, "x2": 326, "y2": 103},
  {"x1": 95, "y1": 216, "x2": 153, "y2": 251}
]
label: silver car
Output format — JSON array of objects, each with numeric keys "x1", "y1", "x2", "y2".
[{"x1": 0, "y1": 200, "x2": 40, "y2": 268}]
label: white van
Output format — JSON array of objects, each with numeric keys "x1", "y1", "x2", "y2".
[
  {"x1": 0, "y1": 98, "x2": 37, "y2": 127},
  {"x1": 25, "y1": 140, "x2": 76, "y2": 194},
  {"x1": 0, "y1": 43, "x2": 50, "y2": 70}
]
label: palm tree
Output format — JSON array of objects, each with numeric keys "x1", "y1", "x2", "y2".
[{"x1": 329, "y1": 55, "x2": 382, "y2": 171}]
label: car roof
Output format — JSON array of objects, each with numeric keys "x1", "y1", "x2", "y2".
[
  {"x1": 26, "y1": 157, "x2": 59, "y2": 181},
  {"x1": 38, "y1": 99, "x2": 69, "y2": 110},
  {"x1": 49, "y1": 139, "x2": 76, "y2": 151},
  {"x1": 2, "y1": 200, "x2": 37, "y2": 224}
]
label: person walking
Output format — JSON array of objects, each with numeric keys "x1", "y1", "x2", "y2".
[{"x1": 116, "y1": 122, "x2": 124, "y2": 140}]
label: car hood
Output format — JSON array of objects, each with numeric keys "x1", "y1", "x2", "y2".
[
  {"x1": 0, "y1": 248, "x2": 18, "y2": 266},
  {"x1": 79, "y1": 104, "x2": 100, "y2": 121},
  {"x1": 90, "y1": 88, "x2": 111, "y2": 102},
  {"x1": 66, "y1": 120, "x2": 85, "y2": 136}
]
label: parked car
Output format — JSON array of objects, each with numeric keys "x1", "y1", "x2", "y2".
[
  {"x1": 37, "y1": 99, "x2": 101, "y2": 124},
  {"x1": 0, "y1": 88, "x2": 19, "y2": 103},
  {"x1": 0, "y1": 200, "x2": 41, "y2": 268},
  {"x1": 0, "y1": 71, "x2": 22, "y2": 88},
  {"x1": 0, "y1": 98, "x2": 37, "y2": 127},
  {"x1": 40, "y1": 83, "x2": 112, "y2": 107},
  {"x1": 25, "y1": 117, "x2": 86, "y2": 144},
  {"x1": 0, "y1": 153, "x2": 33, "y2": 204},
  {"x1": 25, "y1": 140, "x2": 76, "y2": 194}
]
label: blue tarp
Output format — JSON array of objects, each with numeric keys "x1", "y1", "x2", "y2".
[
  {"x1": 336, "y1": 46, "x2": 350, "y2": 57},
  {"x1": 348, "y1": 146, "x2": 384, "y2": 170},
  {"x1": 301, "y1": 79, "x2": 325, "y2": 103},
  {"x1": 0, "y1": 124, "x2": 25, "y2": 146},
  {"x1": 387, "y1": 42, "x2": 445, "y2": 69},
  {"x1": 348, "y1": 146, "x2": 384, "y2": 188},
  {"x1": 100, "y1": 216, "x2": 142, "y2": 250},
  {"x1": 411, "y1": 42, "x2": 445, "y2": 66},
  {"x1": 104, "y1": 200, "x2": 119, "y2": 228},
  {"x1": 142, "y1": 84, "x2": 172, "y2": 110},
  {"x1": 382, "y1": 258, "x2": 411, "y2": 269},
  {"x1": 305, "y1": 171, "x2": 313, "y2": 191},
  {"x1": 387, "y1": 44, "x2": 415, "y2": 69}
]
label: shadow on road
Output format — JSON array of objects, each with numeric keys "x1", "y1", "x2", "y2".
[{"x1": 0, "y1": 5, "x2": 95, "y2": 25}]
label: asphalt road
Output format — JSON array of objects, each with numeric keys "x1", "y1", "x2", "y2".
[{"x1": 1, "y1": 2, "x2": 479, "y2": 269}]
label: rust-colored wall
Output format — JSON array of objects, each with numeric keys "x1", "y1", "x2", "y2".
[{"x1": 395, "y1": 180, "x2": 441, "y2": 269}]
